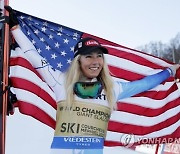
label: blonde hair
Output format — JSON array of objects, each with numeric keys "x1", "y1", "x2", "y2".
[{"x1": 65, "y1": 55, "x2": 116, "y2": 111}]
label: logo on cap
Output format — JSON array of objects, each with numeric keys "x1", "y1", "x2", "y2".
[
  {"x1": 78, "y1": 42, "x2": 83, "y2": 48},
  {"x1": 85, "y1": 40, "x2": 99, "y2": 46}
]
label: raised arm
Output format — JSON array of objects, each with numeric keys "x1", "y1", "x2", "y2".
[
  {"x1": 116, "y1": 65, "x2": 179, "y2": 100},
  {"x1": 5, "y1": 6, "x2": 63, "y2": 99}
]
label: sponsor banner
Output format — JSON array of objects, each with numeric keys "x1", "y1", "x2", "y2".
[
  {"x1": 51, "y1": 136, "x2": 104, "y2": 149},
  {"x1": 55, "y1": 101, "x2": 111, "y2": 138}
]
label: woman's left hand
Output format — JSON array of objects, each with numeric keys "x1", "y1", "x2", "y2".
[{"x1": 169, "y1": 64, "x2": 180, "y2": 77}]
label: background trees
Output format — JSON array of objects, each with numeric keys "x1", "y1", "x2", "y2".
[{"x1": 137, "y1": 32, "x2": 180, "y2": 64}]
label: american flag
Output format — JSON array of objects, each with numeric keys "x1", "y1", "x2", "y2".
[{"x1": 9, "y1": 10, "x2": 180, "y2": 147}]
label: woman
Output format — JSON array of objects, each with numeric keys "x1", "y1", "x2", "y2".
[{"x1": 4, "y1": 6, "x2": 180, "y2": 154}]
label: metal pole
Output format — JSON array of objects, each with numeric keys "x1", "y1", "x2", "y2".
[
  {"x1": 0, "y1": 2, "x2": 5, "y2": 153},
  {"x1": 172, "y1": 47, "x2": 175, "y2": 63},
  {"x1": 0, "y1": 0, "x2": 9, "y2": 153},
  {"x1": 0, "y1": 26, "x2": 4, "y2": 154}
]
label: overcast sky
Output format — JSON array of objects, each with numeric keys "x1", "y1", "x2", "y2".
[{"x1": 4, "y1": 0, "x2": 180, "y2": 154}]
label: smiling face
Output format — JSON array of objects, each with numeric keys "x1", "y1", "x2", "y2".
[{"x1": 79, "y1": 50, "x2": 104, "y2": 79}]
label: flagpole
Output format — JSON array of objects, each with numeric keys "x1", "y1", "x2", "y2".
[{"x1": 0, "y1": 0, "x2": 9, "y2": 154}]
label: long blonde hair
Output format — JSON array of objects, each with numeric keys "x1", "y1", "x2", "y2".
[{"x1": 65, "y1": 54, "x2": 116, "y2": 111}]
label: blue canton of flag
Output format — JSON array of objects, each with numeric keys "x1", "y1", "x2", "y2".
[{"x1": 16, "y1": 11, "x2": 83, "y2": 72}]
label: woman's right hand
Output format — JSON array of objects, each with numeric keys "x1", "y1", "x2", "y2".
[{"x1": 4, "y1": 6, "x2": 19, "y2": 29}]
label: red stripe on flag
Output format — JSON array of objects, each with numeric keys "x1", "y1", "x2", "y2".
[
  {"x1": 11, "y1": 77, "x2": 57, "y2": 109},
  {"x1": 16, "y1": 101, "x2": 56, "y2": 129},
  {"x1": 106, "y1": 46, "x2": 165, "y2": 70},
  {"x1": 10, "y1": 57, "x2": 42, "y2": 79},
  {"x1": 117, "y1": 98, "x2": 180, "y2": 117},
  {"x1": 133, "y1": 83, "x2": 178, "y2": 99},
  {"x1": 108, "y1": 113, "x2": 180, "y2": 135},
  {"x1": 109, "y1": 65, "x2": 144, "y2": 81}
]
